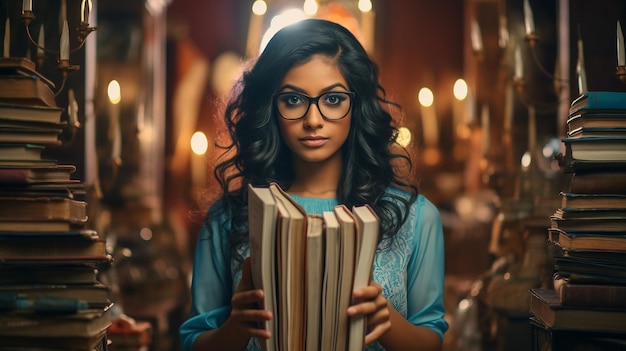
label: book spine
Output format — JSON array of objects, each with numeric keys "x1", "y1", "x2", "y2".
[{"x1": 559, "y1": 284, "x2": 626, "y2": 308}]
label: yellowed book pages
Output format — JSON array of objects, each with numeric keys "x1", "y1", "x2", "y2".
[
  {"x1": 333, "y1": 204, "x2": 357, "y2": 351},
  {"x1": 269, "y1": 183, "x2": 307, "y2": 351},
  {"x1": 305, "y1": 215, "x2": 324, "y2": 351},
  {"x1": 349, "y1": 204, "x2": 380, "y2": 351},
  {"x1": 247, "y1": 184, "x2": 278, "y2": 351}
]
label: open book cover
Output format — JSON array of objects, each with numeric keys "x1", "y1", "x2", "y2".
[{"x1": 248, "y1": 183, "x2": 379, "y2": 351}]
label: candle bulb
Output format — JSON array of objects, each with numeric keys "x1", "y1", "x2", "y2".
[
  {"x1": 618, "y1": 21, "x2": 625, "y2": 67},
  {"x1": 523, "y1": 0, "x2": 535, "y2": 36},
  {"x1": 514, "y1": 45, "x2": 523, "y2": 80},
  {"x1": 359, "y1": 0, "x2": 375, "y2": 53},
  {"x1": 60, "y1": 21, "x2": 69, "y2": 61},
  {"x1": 452, "y1": 79, "x2": 468, "y2": 144},
  {"x1": 577, "y1": 37, "x2": 588, "y2": 94},
  {"x1": 498, "y1": 14, "x2": 509, "y2": 49},
  {"x1": 107, "y1": 80, "x2": 122, "y2": 166},
  {"x1": 418, "y1": 87, "x2": 438, "y2": 148},
  {"x1": 470, "y1": 18, "x2": 483, "y2": 53},
  {"x1": 22, "y1": 0, "x2": 32, "y2": 12},
  {"x1": 3, "y1": 18, "x2": 9, "y2": 58},
  {"x1": 480, "y1": 104, "x2": 490, "y2": 157},
  {"x1": 61, "y1": 0, "x2": 67, "y2": 23},
  {"x1": 81, "y1": 0, "x2": 92, "y2": 24},
  {"x1": 37, "y1": 24, "x2": 44, "y2": 58}
]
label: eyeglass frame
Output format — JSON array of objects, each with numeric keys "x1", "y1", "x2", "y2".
[{"x1": 273, "y1": 91, "x2": 356, "y2": 121}]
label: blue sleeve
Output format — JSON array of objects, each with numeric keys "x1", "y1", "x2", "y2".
[
  {"x1": 406, "y1": 196, "x2": 449, "y2": 340},
  {"x1": 179, "y1": 206, "x2": 234, "y2": 351}
]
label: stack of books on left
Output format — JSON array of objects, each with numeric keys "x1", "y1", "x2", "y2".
[
  {"x1": 529, "y1": 91, "x2": 626, "y2": 350},
  {"x1": 0, "y1": 57, "x2": 112, "y2": 350}
]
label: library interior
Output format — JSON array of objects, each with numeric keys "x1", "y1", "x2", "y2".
[{"x1": 0, "y1": 0, "x2": 625, "y2": 350}]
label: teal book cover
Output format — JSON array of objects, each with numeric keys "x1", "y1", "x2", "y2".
[{"x1": 569, "y1": 91, "x2": 626, "y2": 115}]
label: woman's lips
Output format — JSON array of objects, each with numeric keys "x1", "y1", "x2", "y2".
[{"x1": 300, "y1": 136, "x2": 329, "y2": 147}]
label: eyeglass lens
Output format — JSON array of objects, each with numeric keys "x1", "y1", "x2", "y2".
[{"x1": 275, "y1": 91, "x2": 353, "y2": 120}]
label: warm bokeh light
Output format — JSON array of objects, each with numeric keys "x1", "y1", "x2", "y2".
[
  {"x1": 418, "y1": 87, "x2": 434, "y2": 107},
  {"x1": 260, "y1": 9, "x2": 307, "y2": 54},
  {"x1": 303, "y1": 0, "x2": 318, "y2": 16},
  {"x1": 521, "y1": 151, "x2": 532, "y2": 168},
  {"x1": 358, "y1": 0, "x2": 373, "y2": 12},
  {"x1": 251, "y1": 0, "x2": 267, "y2": 16},
  {"x1": 396, "y1": 126, "x2": 412, "y2": 147},
  {"x1": 107, "y1": 80, "x2": 121, "y2": 104},
  {"x1": 453, "y1": 79, "x2": 468, "y2": 101},
  {"x1": 191, "y1": 131, "x2": 208, "y2": 156}
]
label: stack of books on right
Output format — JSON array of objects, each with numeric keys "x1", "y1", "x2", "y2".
[
  {"x1": 0, "y1": 57, "x2": 112, "y2": 350},
  {"x1": 529, "y1": 91, "x2": 626, "y2": 350},
  {"x1": 248, "y1": 183, "x2": 379, "y2": 351}
]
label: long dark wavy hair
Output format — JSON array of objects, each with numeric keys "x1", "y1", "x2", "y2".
[{"x1": 210, "y1": 19, "x2": 418, "y2": 262}]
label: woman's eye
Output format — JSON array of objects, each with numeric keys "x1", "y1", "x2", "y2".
[
  {"x1": 324, "y1": 93, "x2": 345, "y2": 105},
  {"x1": 284, "y1": 94, "x2": 305, "y2": 105}
]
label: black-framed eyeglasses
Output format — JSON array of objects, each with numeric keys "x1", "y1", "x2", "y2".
[{"x1": 273, "y1": 91, "x2": 355, "y2": 120}]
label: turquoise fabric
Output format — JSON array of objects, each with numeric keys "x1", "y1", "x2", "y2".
[{"x1": 180, "y1": 189, "x2": 449, "y2": 350}]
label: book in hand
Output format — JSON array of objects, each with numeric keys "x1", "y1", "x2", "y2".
[
  {"x1": 348, "y1": 204, "x2": 380, "y2": 351},
  {"x1": 247, "y1": 184, "x2": 279, "y2": 351},
  {"x1": 268, "y1": 183, "x2": 307, "y2": 351},
  {"x1": 332, "y1": 204, "x2": 357, "y2": 351},
  {"x1": 553, "y1": 274, "x2": 626, "y2": 308},
  {"x1": 0, "y1": 102, "x2": 64, "y2": 124},
  {"x1": 529, "y1": 288, "x2": 626, "y2": 333},
  {"x1": 248, "y1": 183, "x2": 379, "y2": 351},
  {"x1": 568, "y1": 91, "x2": 626, "y2": 116}
]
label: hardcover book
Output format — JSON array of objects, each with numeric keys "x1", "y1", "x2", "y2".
[
  {"x1": 553, "y1": 274, "x2": 626, "y2": 308},
  {"x1": 0, "y1": 75, "x2": 58, "y2": 107},
  {"x1": 568, "y1": 91, "x2": 626, "y2": 115},
  {"x1": 0, "y1": 102, "x2": 64, "y2": 124},
  {"x1": 562, "y1": 137, "x2": 626, "y2": 162},
  {"x1": 248, "y1": 183, "x2": 379, "y2": 351},
  {"x1": 529, "y1": 288, "x2": 626, "y2": 333}
]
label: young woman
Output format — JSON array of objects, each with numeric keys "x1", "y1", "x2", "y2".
[{"x1": 179, "y1": 19, "x2": 448, "y2": 351}]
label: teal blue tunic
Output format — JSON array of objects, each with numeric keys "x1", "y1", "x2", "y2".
[{"x1": 180, "y1": 188, "x2": 448, "y2": 350}]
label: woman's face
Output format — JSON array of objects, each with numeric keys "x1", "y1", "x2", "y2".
[{"x1": 276, "y1": 55, "x2": 352, "y2": 166}]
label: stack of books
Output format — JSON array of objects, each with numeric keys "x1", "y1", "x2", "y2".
[
  {"x1": 248, "y1": 183, "x2": 379, "y2": 351},
  {"x1": 529, "y1": 91, "x2": 626, "y2": 350},
  {"x1": 0, "y1": 58, "x2": 112, "y2": 350}
]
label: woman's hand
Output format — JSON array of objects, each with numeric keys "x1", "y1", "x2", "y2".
[
  {"x1": 222, "y1": 258, "x2": 273, "y2": 341},
  {"x1": 347, "y1": 281, "x2": 391, "y2": 345}
]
